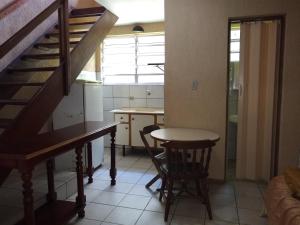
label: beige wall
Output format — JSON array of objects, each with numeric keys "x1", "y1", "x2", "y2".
[{"x1": 165, "y1": 0, "x2": 300, "y2": 179}]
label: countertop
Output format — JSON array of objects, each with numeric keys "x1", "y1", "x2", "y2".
[{"x1": 111, "y1": 107, "x2": 164, "y2": 115}]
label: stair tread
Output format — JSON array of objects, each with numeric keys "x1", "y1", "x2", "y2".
[
  {"x1": 0, "y1": 99, "x2": 29, "y2": 105},
  {"x1": 69, "y1": 13, "x2": 103, "y2": 18},
  {"x1": 0, "y1": 81, "x2": 44, "y2": 86},
  {"x1": 22, "y1": 53, "x2": 60, "y2": 60},
  {"x1": 46, "y1": 30, "x2": 88, "y2": 37},
  {"x1": 34, "y1": 41, "x2": 79, "y2": 48},
  {"x1": 0, "y1": 119, "x2": 14, "y2": 128},
  {"x1": 8, "y1": 67, "x2": 58, "y2": 72}
]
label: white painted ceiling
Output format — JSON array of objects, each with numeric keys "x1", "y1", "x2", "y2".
[{"x1": 96, "y1": 0, "x2": 164, "y2": 25}]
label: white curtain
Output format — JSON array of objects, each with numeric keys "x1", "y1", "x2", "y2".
[{"x1": 236, "y1": 20, "x2": 280, "y2": 181}]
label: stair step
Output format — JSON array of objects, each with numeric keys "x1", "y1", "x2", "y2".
[
  {"x1": 69, "y1": 13, "x2": 103, "y2": 18},
  {"x1": 0, "y1": 119, "x2": 14, "y2": 128},
  {"x1": 0, "y1": 99, "x2": 28, "y2": 105},
  {"x1": 34, "y1": 41, "x2": 79, "y2": 48},
  {"x1": 56, "y1": 21, "x2": 96, "y2": 29},
  {"x1": 22, "y1": 53, "x2": 60, "y2": 60},
  {"x1": 70, "y1": 7, "x2": 105, "y2": 15},
  {"x1": 7, "y1": 67, "x2": 57, "y2": 73},
  {"x1": 0, "y1": 82, "x2": 44, "y2": 86},
  {"x1": 45, "y1": 31, "x2": 88, "y2": 38}
]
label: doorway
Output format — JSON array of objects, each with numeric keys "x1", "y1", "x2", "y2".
[{"x1": 226, "y1": 16, "x2": 285, "y2": 181}]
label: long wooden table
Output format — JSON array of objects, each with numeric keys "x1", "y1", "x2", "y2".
[{"x1": 0, "y1": 121, "x2": 118, "y2": 225}]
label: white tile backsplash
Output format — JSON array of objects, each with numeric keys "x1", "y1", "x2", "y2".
[
  {"x1": 146, "y1": 85, "x2": 164, "y2": 99},
  {"x1": 147, "y1": 98, "x2": 164, "y2": 108},
  {"x1": 114, "y1": 98, "x2": 130, "y2": 108},
  {"x1": 103, "y1": 85, "x2": 113, "y2": 98},
  {"x1": 129, "y1": 98, "x2": 147, "y2": 108},
  {"x1": 103, "y1": 98, "x2": 114, "y2": 111},
  {"x1": 113, "y1": 85, "x2": 130, "y2": 97},
  {"x1": 129, "y1": 86, "x2": 147, "y2": 98}
]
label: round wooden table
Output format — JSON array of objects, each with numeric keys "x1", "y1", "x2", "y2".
[{"x1": 150, "y1": 128, "x2": 220, "y2": 142}]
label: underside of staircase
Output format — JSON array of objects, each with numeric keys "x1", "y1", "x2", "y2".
[{"x1": 0, "y1": 1, "x2": 118, "y2": 185}]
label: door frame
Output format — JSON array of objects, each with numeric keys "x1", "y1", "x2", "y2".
[{"x1": 225, "y1": 15, "x2": 286, "y2": 180}]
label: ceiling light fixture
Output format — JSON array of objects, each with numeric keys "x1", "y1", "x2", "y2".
[{"x1": 132, "y1": 25, "x2": 144, "y2": 33}]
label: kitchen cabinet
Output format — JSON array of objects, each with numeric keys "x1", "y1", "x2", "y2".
[
  {"x1": 112, "y1": 108, "x2": 164, "y2": 156},
  {"x1": 131, "y1": 114, "x2": 155, "y2": 147}
]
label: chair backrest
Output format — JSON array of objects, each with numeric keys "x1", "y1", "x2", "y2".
[
  {"x1": 161, "y1": 140, "x2": 215, "y2": 179},
  {"x1": 139, "y1": 124, "x2": 160, "y2": 163}
]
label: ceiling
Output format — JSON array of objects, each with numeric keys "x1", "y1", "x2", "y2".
[{"x1": 96, "y1": 0, "x2": 164, "y2": 25}]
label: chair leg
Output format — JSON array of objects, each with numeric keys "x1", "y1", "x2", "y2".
[
  {"x1": 201, "y1": 179, "x2": 213, "y2": 220},
  {"x1": 159, "y1": 176, "x2": 166, "y2": 201},
  {"x1": 164, "y1": 178, "x2": 173, "y2": 222},
  {"x1": 145, "y1": 174, "x2": 160, "y2": 188}
]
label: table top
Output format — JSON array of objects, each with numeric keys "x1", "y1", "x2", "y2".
[
  {"x1": 0, "y1": 121, "x2": 118, "y2": 161},
  {"x1": 150, "y1": 128, "x2": 220, "y2": 142},
  {"x1": 111, "y1": 107, "x2": 164, "y2": 115}
]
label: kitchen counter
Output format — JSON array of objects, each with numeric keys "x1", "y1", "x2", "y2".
[{"x1": 111, "y1": 107, "x2": 164, "y2": 115}]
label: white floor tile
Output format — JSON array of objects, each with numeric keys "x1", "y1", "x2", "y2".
[
  {"x1": 118, "y1": 194, "x2": 151, "y2": 209},
  {"x1": 129, "y1": 184, "x2": 156, "y2": 197},
  {"x1": 68, "y1": 217, "x2": 101, "y2": 225},
  {"x1": 171, "y1": 215, "x2": 204, "y2": 225},
  {"x1": 92, "y1": 191, "x2": 125, "y2": 205},
  {"x1": 103, "y1": 182, "x2": 135, "y2": 194},
  {"x1": 136, "y1": 211, "x2": 168, "y2": 225},
  {"x1": 238, "y1": 208, "x2": 267, "y2": 225},
  {"x1": 174, "y1": 198, "x2": 205, "y2": 219},
  {"x1": 105, "y1": 206, "x2": 143, "y2": 225},
  {"x1": 84, "y1": 203, "x2": 114, "y2": 221}
]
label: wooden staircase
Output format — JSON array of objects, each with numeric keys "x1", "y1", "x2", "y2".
[{"x1": 0, "y1": 1, "x2": 118, "y2": 184}]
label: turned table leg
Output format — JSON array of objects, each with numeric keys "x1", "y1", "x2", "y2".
[
  {"x1": 20, "y1": 168, "x2": 35, "y2": 225},
  {"x1": 75, "y1": 146, "x2": 86, "y2": 218},
  {"x1": 87, "y1": 142, "x2": 94, "y2": 184},
  {"x1": 46, "y1": 159, "x2": 57, "y2": 202},
  {"x1": 110, "y1": 129, "x2": 117, "y2": 186}
]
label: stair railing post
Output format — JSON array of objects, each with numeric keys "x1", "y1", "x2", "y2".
[{"x1": 58, "y1": 0, "x2": 71, "y2": 95}]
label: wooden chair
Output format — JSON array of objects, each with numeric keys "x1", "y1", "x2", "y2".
[
  {"x1": 160, "y1": 140, "x2": 216, "y2": 221},
  {"x1": 139, "y1": 125, "x2": 165, "y2": 188}
]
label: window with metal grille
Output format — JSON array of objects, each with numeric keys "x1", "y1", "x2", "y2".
[{"x1": 101, "y1": 33, "x2": 165, "y2": 84}]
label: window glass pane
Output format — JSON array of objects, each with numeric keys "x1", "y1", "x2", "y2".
[
  {"x1": 137, "y1": 65, "x2": 164, "y2": 74},
  {"x1": 231, "y1": 30, "x2": 240, "y2": 40},
  {"x1": 102, "y1": 54, "x2": 135, "y2": 65},
  {"x1": 102, "y1": 34, "x2": 165, "y2": 85},
  {"x1": 104, "y1": 75, "x2": 135, "y2": 84},
  {"x1": 138, "y1": 35, "x2": 165, "y2": 44},
  {"x1": 230, "y1": 41, "x2": 240, "y2": 53},
  {"x1": 104, "y1": 37, "x2": 135, "y2": 45},
  {"x1": 138, "y1": 75, "x2": 164, "y2": 84},
  {"x1": 102, "y1": 66, "x2": 136, "y2": 75},
  {"x1": 138, "y1": 45, "x2": 165, "y2": 54},
  {"x1": 230, "y1": 53, "x2": 240, "y2": 62},
  {"x1": 137, "y1": 55, "x2": 165, "y2": 65}
]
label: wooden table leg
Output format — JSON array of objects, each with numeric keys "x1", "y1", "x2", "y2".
[
  {"x1": 75, "y1": 146, "x2": 86, "y2": 218},
  {"x1": 110, "y1": 129, "x2": 116, "y2": 186},
  {"x1": 46, "y1": 159, "x2": 57, "y2": 202},
  {"x1": 20, "y1": 168, "x2": 35, "y2": 225},
  {"x1": 87, "y1": 142, "x2": 94, "y2": 184}
]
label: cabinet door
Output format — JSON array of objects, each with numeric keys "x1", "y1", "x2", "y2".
[
  {"x1": 116, "y1": 124, "x2": 129, "y2": 146},
  {"x1": 131, "y1": 115, "x2": 155, "y2": 147}
]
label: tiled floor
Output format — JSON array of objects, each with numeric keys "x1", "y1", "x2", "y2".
[{"x1": 0, "y1": 147, "x2": 268, "y2": 225}]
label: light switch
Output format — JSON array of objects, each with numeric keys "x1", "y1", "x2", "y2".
[{"x1": 192, "y1": 80, "x2": 199, "y2": 91}]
